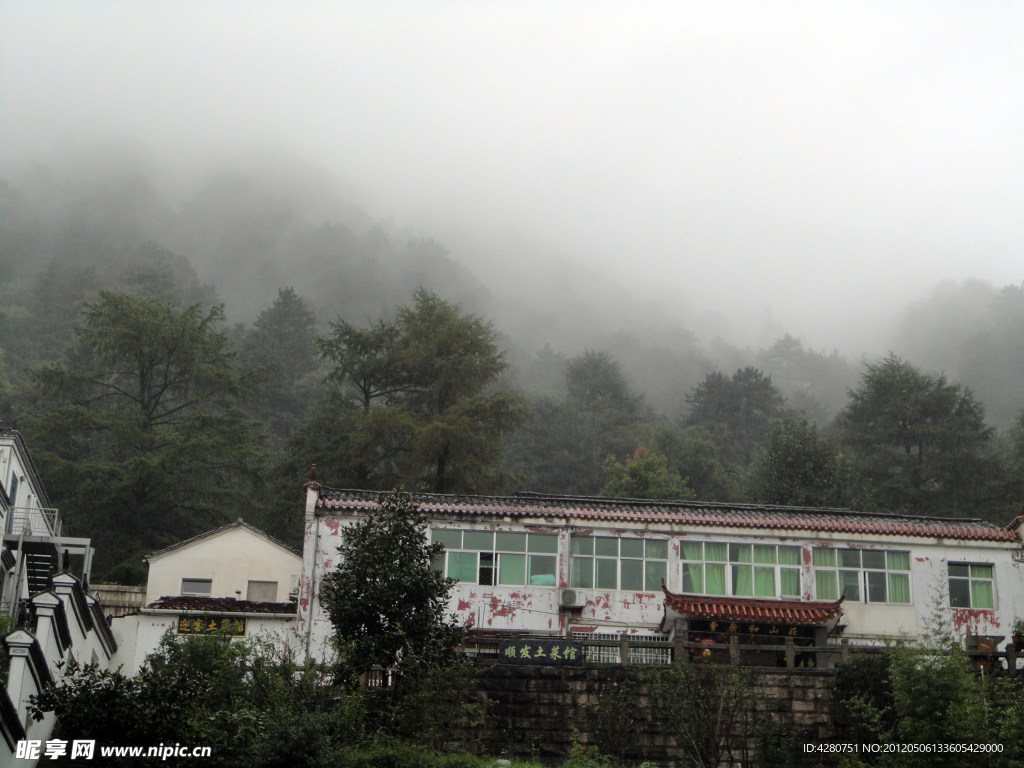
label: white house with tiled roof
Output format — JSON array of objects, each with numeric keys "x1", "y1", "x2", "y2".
[
  {"x1": 297, "y1": 485, "x2": 1024, "y2": 664},
  {"x1": 108, "y1": 521, "x2": 302, "y2": 674}
]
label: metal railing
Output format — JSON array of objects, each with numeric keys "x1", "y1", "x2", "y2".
[{"x1": 5, "y1": 507, "x2": 61, "y2": 537}]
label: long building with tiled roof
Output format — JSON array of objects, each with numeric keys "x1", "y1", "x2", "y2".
[
  {"x1": 299, "y1": 485, "x2": 1024, "y2": 664},
  {"x1": 317, "y1": 488, "x2": 1018, "y2": 542}
]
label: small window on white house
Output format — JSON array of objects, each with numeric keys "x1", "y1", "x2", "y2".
[
  {"x1": 247, "y1": 580, "x2": 278, "y2": 602},
  {"x1": 181, "y1": 578, "x2": 212, "y2": 597}
]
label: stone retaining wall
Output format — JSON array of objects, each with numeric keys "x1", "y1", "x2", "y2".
[{"x1": 470, "y1": 663, "x2": 835, "y2": 766}]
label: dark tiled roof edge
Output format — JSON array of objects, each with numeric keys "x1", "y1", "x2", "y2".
[
  {"x1": 315, "y1": 487, "x2": 1020, "y2": 542},
  {"x1": 146, "y1": 596, "x2": 297, "y2": 614}
]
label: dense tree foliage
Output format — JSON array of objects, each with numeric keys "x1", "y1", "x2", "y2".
[
  {"x1": 27, "y1": 293, "x2": 260, "y2": 581},
  {"x1": 747, "y1": 415, "x2": 848, "y2": 508},
  {"x1": 236, "y1": 287, "x2": 321, "y2": 442},
  {"x1": 298, "y1": 289, "x2": 528, "y2": 493},
  {"x1": 319, "y1": 491, "x2": 465, "y2": 677},
  {"x1": 836, "y1": 355, "x2": 1005, "y2": 518},
  {"x1": 600, "y1": 446, "x2": 694, "y2": 500},
  {"x1": 683, "y1": 367, "x2": 786, "y2": 475}
]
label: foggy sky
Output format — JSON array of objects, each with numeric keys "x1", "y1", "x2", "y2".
[{"x1": 2, "y1": 1, "x2": 1021, "y2": 353}]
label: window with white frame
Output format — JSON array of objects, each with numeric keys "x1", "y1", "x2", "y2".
[
  {"x1": 813, "y1": 549, "x2": 911, "y2": 603},
  {"x1": 431, "y1": 530, "x2": 558, "y2": 586},
  {"x1": 681, "y1": 542, "x2": 801, "y2": 599},
  {"x1": 948, "y1": 563, "x2": 994, "y2": 609},
  {"x1": 570, "y1": 537, "x2": 667, "y2": 592}
]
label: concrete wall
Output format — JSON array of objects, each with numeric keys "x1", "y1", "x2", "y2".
[
  {"x1": 146, "y1": 526, "x2": 301, "y2": 604},
  {"x1": 109, "y1": 612, "x2": 298, "y2": 675}
]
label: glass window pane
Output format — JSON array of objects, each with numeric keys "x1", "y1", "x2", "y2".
[
  {"x1": 704, "y1": 542, "x2": 727, "y2": 561},
  {"x1": 432, "y1": 530, "x2": 462, "y2": 549},
  {"x1": 888, "y1": 573, "x2": 910, "y2": 604},
  {"x1": 464, "y1": 531, "x2": 494, "y2": 551},
  {"x1": 813, "y1": 549, "x2": 837, "y2": 568},
  {"x1": 970, "y1": 565, "x2": 993, "y2": 580},
  {"x1": 705, "y1": 564, "x2": 727, "y2": 595},
  {"x1": 840, "y1": 571, "x2": 860, "y2": 601},
  {"x1": 681, "y1": 542, "x2": 704, "y2": 561},
  {"x1": 595, "y1": 537, "x2": 618, "y2": 557},
  {"x1": 621, "y1": 559, "x2": 644, "y2": 590},
  {"x1": 620, "y1": 539, "x2": 644, "y2": 558},
  {"x1": 863, "y1": 551, "x2": 886, "y2": 570},
  {"x1": 732, "y1": 565, "x2": 753, "y2": 596},
  {"x1": 949, "y1": 578, "x2": 971, "y2": 608},
  {"x1": 778, "y1": 546, "x2": 800, "y2": 566},
  {"x1": 431, "y1": 553, "x2": 445, "y2": 573},
  {"x1": 646, "y1": 540, "x2": 668, "y2": 560},
  {"x1": 780, "y1": 568, "x2": 801, "y2": 597},
  {"x1": 839, "y1": 549, "x2": 861, "y2": 568},
  {"x1": 754, "y1": 566, "x2": 775, "y2": 597},
  {"x1": 754, "y1": 545, "x2": 776, "y2": 564},
  {"x1": 478, "y1": 552, "x2": 495, "y2": 586},
  {"x1": 571, "y1": 557, "x2": 593, "y2": 588},
  {"x1": 496, "y1": 532, "x2": 526, "y2": 552},
  {"x1": 948, "y1": 563, "x2": 970, "y2": 578},
  {"x1": 499, "y1": 553, "x2": 526, "y2": 585},
  {"x1": 867, "y1": 571, "x2": 887, "y2": 602},
  {"x1": 448, "y1": 552, "x2": 477, "y2": 583},
  {"x1": 528, "y1": 534, "x2": 558, "y2": 554},
  {"x1": 971, "y1": 580, "x2": 994, "y2": 609},
  {"x1": 887, "y1": 551, "x2": 910, "y2": 571},
  {"x1": 730, "y1": 544, "x2": 752, "y2": 563},
  {"x1": 571, "y1": 537, "x2": 594, "y2": 556},
  {"x1": 816, "y1": 570, "x2": 838, "y2": 600},
  {"x1": 645, "y1": 560, "x2": 667, "y2": 592},
  {"x1": 596, "y1": 558, "x2": 618, "y2": 589},
  {"x1": 573, "y1": 561, "x2": 598, "y2": 589},
  {"x1": 683, "y1": 562, "x2": 704, "y2": 593},
  {"x1": 528, "y1": 555, "x2": 557, "y2": 585}
]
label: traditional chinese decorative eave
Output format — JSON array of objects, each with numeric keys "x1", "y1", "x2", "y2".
[
  {"x1": 662, "y1": 588, "x2": 845, "y2": 626},
  {"x1": 315, "y1": 487, "x2": 1020, "y2": 543}
]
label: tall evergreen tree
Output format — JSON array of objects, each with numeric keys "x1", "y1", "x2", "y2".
[{"x1": 28, "y1": 293, "x2": 259, "y2": 582}]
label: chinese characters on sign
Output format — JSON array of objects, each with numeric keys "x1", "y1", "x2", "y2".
[
  {"x1": 177, "y1": 615, "x2": 246, "y2": 635},
  {"x1": 498, "y1": 639, "x2": 584, "y2": 666}
]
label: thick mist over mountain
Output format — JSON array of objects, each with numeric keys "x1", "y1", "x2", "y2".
[{"x1": 1, "y1": 151, "x2": 1021, "y2": 431}]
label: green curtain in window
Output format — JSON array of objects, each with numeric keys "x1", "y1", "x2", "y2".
[
  {"x1": 753, "y1": 566, "x2": 775, "y2": 597},
  {"x1": 499, "y1": 553, "x2": 526, "y2": 585},
  {"x1": 888, "y1": 573, "x2": 910, "y2": 604},
  {"x1": 813, "y1": 549, "x2": 836, "y2": 567},
  {"x1": 778, "y1": 546, "x2": 800, "y2": 566},
  {"x1": 780, "y1": 568, "x2": 800, "y2": 597},
  {"x1": 705, "y1": 564, "x2": 726, "y2": 595},
  {"x1": 732, "y1": 565, "x2": 753, "y2": 596},
  {"x1": 682, "y1": 542, "x2": 703, "y2": 561},
  {"x1": 816, "y1": 570, "x2": 838, "y2": 600},
  {"x1": 971, "y1": 580, "x2": 994, "y2": 609},
  {"x1": 705, "y1": 543, "x2": 727, "y2": 562},
  {"x1": 683, "y1": 562, "x2": 704, "y2": 593},
  {"x1": 887, "y1": 551, "x2": 910, "y2": 571}
]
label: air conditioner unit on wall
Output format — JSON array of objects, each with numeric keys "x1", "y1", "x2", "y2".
[{"x1": 560, "y1": 589, "x2": 584, "y2": 608}]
